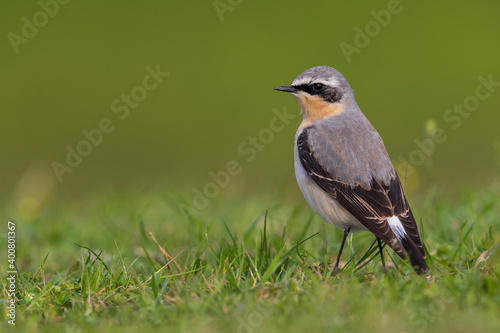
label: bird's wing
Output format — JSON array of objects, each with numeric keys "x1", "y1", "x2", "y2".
[{"x1": 296, "y1": 127, "x2": 425, "y2": 259}]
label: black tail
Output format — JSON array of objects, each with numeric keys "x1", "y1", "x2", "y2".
[{"x1": 401, "y1": 237, "x2": 430, "y2": 275}]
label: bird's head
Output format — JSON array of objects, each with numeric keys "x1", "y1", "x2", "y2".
[{"x1": 274, "y1": 66, "x2": 354, "y2": 124}]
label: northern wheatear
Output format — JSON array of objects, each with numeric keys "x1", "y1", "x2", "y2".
[{"x1": 274, "y1": 66, "x2": 429, "y2": 275}]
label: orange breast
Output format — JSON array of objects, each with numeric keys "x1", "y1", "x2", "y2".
[{"x1": 296, "y1": 93, "x2": 345, "y2": 126}]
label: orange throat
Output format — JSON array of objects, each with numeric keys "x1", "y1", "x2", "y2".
[{"x1": 295, "y1": 94, "x2": 345, "y2": 126}]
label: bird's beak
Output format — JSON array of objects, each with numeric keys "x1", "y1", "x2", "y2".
[{"x1": 273, "y1": 85, "x2": 297, "y2": 93}]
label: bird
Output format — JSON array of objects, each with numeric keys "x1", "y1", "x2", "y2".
[{"x1": 274, "y1": 66, "x2": 430, "y2": 275}]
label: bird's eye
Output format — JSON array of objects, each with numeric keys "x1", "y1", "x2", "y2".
[{"x1": 312, "y1": 83, "x2": 324, "y2": 91}]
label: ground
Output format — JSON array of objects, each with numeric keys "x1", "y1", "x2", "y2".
[{"x1": 1, "y1": 182, "x2": 499, "y2": 333}]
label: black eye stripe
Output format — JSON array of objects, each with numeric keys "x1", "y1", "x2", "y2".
[
  {"x1": 294, "y1": 83, "x2": 326, "y2": 95},
  {"x1": 293, "y1": 83, "x2": 342, "y2": 103}
]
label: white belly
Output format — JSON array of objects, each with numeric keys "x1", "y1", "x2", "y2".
[{"x1": 294, "y1": 145, "x2": 366, "y2": 231}]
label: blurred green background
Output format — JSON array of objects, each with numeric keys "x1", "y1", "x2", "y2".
[{"x1": 2, "y1": 1, "x2": 500, "y2": 216}]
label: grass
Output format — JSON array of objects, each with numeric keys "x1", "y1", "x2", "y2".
[{"x1": 1, "y1": 182, "x2": 500, "y2": 333}]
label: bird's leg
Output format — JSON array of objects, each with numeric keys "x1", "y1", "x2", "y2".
[
  {"x1": 334, "y1": 227, "x2": 350, "y2": 271},
  {"x1": 376, "y1": 237, "x2": 386, "y2": 270}
]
